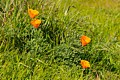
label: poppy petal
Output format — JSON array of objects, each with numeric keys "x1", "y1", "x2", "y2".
[
  {"x1": 80, "y1": 60, "x2": 90, "y2": 68},
  {"x1": 28, "y1": 9, "x2": 39, "y2": 18},
  {"x1": 31, "y1": 19, "x2": 41, "y2": 28},
  {"x1": 80, "y1": 35, "x2": 91, "y2": 46}
]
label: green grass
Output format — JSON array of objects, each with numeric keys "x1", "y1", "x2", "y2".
[{"x1": 0, "y1": 0, "x2": 120, "y2": 80}]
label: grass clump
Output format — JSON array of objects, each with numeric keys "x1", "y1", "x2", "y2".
[{"x1": 0, "y1": 0, "x2": 120, "y2": 79}]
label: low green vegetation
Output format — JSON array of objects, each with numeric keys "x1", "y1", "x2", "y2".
[{"x1": 0, "y1": 0, "x2": 120, "y2": 79}]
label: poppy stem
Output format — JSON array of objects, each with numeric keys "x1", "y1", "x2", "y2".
[{"x1": 79, "y1": 69, "x2": 85, "y2": 80}]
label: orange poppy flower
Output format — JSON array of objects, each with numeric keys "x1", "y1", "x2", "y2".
[
  {"x1": 80, "y1": 60, "x2": 90, "y2": 69},
  {"x1": 28, "y1": 9, "x2": 39, "y2": 18},
  {"x1": 80, "y1": 35, "x2": 91, "y2": 46},
  {"x1": 31, "y1": 19, "x2": 41, "y2": 28}
]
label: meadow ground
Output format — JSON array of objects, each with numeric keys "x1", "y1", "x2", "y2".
[{"x1": 0, "y1": 0, "x2": 120, "y2": 80}]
